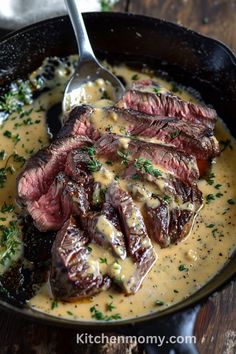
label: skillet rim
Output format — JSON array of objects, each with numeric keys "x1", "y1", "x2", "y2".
[{"x1": 0, "y1": 12, "x2": 236, "y2": 329}]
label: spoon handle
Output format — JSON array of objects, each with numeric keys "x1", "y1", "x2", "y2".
[{"x1": 64, "y1": 0, "x2": 97, "y2": 63}]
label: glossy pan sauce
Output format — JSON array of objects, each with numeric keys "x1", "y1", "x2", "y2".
[{"x1": 0, "y1": 57, "x2": 235, "y2": 321}]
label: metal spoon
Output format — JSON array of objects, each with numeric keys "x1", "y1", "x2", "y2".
[{"x1": 63, "y1": 0, "x2": 125, "y2": 113}]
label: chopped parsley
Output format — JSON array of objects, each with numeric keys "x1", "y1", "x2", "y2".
[
  {"x1": 206, "y1": 194, "x2": 215, "y2": 203},
  {"x1": 87, "y1": 246, "x2": 92, "y2": 253},
  {"x1": 134, "y1": 157, "x2": 162, "y2": 178},
  {"x1": 0, "y1": 202, "x2": 15, "y2": 213},
  {"x1": 215, "y1": 184, "x2": 222, "y2": 190},
  {"x1": 83, "y1": 146, "x2": 102, "y2": 172},
  {"x1": 87, "y1": 158, "x2": 102, "y2": 172},
  {"x1": 179, "y1": 264, "x2": 189, "y2": 272},
  {"x1": 67, "y1": 311, "x2": 74, "y2": 316},
  {"x1": 90, "y1": 305, "x2": 121, "y2": 321},
  {"x1": 155, "y1": 300, "x2": 165, "y2": 306},
  {"x1": 51, "y1": 299, "x2": 58, "y2": 310},
  {"x1": 105, "y1": 125, "x2": 113, "y2": 133},
  {"x1": 170, "y1": 130, "x2": 181, "y2": 140},
  {"x1": 227, "y1": 199, "x2": 235, "y2": 205},
  {"x1": 105, "y1": 160, "x2": 113, "y2": 165},
  {"x1": 99, "y1": 257, "x2": 108, "y2": 264},
  {"x1": 153, "y1": 87, "x2": 161, "y2": 95},
  {"x1": 117, "y1": 150, "x2": 130, "y2": 166},
  {"x1": 0, "y1": 166, "x2": 15, "y2": 188},
  {"x1": 0, "y1": 150, "x2": 6, "y2": 160},
  {"x1": 107, "y1": 302, "x2": 116, "y2": 311},
  {"x1": 3, "y1": 130, "x2": 20, "y2": 144},
  {"x1": 163, "y1": 195, "x2": 171, "y2": 203},
  {"x1": 0, "y1": 80, "x2": 33, "y2": 114},
  {"x1": 215, "y1": 192, "x2": 223, "y2": 198},
  {"x1": 131, "y1": 173, "x2": 140, "y2": 180},
  {"x1": 205, "y1": 172, "x2": 215, "y2": 185},
  {"x1": 207, "y1": 224, "x2": 215, "y2": 228},
  {"x1": 131, "y1": 74, "x2": 139, "y2": 81},
  {"x1": 0, "y1": 220, "x2": 21, "y2": 266},
  {"x1": 12, "y1": 153, "x2": 26, "y2": 165}
]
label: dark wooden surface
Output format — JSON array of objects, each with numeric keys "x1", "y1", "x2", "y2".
[{"x1": 1, "y1": 1, "x2": 236, "y2": 353}]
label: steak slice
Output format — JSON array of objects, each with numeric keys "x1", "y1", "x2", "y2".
[
  {"x1": 95, "y1": 134, "x2": 199, "y2": 183},
  {"x1": 124, "y1": 166, "x2": 203, "y2": 247},
  {"x1": 104, "y1": 107, "x2": 220, "y2": 161},
  {"x1": 106, "y1": 183, "x2": 157, "y2": 294},
  {"x1": 57, "y1": 105, "x2": 99, "y2": 140},
  {"x1": 50, "y1": 216, "x2": 111, "y2": 301},
  {"x1": 17, "y1": 135, "x2": 91, "y2": 206},
  {"x1": 117, "y1": 88, "x2": 217, "y2": 129},
  {"x1": 83, "y1": 203, "x2": 127, "y2": 260},
  {"x1": 28, "y1": 172, "x2": 89, "y2": 232}
]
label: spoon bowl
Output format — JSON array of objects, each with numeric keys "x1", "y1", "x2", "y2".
[{"x1": 63, "y1": 0, "x2": 125, "y2": 113}]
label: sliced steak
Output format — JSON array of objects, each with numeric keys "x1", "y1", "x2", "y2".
[
  {"x1": 17, "y1": 135, "x2": 91, "y2": 206},
  {"x1": 57, "y1": 105, "x2": 99, "y2": 140},
  {"x1": 83, "y1": 203, "x2": 127, "y2": 259},
  {"x1": 106, "y1": 183, "x2": 157, "y2": 294},
  {"x1": 104, "y1": 107, "x2": 220, "y2": 160},
  {"x1": 124, "y1": 166, "x2": 203, "y2": 247},
  {"x1": 28, "y1": 172, "x2": 89, "y2": 232},
  {"x1": 117, "y1": 89, "x2": 217, "y2": 129},
  {"x1": 50, "y1": 216, "x2": 111, "y2": 301},
  {"x1": 95, "y1": 134, "x2": 199, "y2": 183}
]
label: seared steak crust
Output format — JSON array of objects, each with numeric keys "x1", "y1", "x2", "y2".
[
  {"x1": 106, "y1": 183, "x2": 157, "y2": 293},
  {"x1": 105, "y1": 107, "x2": 220, "y2": 160},
  {"x1": 57, "y1": 105, "x2": 99, "y2": 140},
  {"x1": 96, "y1": 134, "x2": 199, "y2": 183},
  {"x1": 117, "y1": 89, "x2": 217, "y2": 129},
  {"x1": 50, "y1": 216, "x2": 111, "y2": 300}
]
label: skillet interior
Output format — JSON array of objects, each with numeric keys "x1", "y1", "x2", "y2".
[{"x1": 0, "y1": 12, "x2": 236, "y2": 329}]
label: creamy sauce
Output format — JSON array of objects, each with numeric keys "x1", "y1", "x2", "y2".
[{"x1": 0, "y1": 56, "x2": 235, "y2": 322}]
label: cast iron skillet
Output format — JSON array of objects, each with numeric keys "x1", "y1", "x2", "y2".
[{"x1": 0, "y1": 12, "x2": 236, "y2": 354}]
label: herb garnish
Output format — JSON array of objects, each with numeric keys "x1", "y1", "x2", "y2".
[
  {"x1": 206, "y1": 194, "x2": 215, "y2": 203},
  {"x1": 0, "y1": 202, "x2": 15, "y2": 213},
  {"x1": 205, "y1": 172, "x2": 215, "y2": 185},
  {"x1": 0, "y1": 221, "x2": 21, "y2": 266},
  {"x1": 0, "y1": 80, "x2": 33, "y2": 114},
  {"x1": 131, "y1": 74, "x2": 139, "y2": 81},
  {"x1": 0, "y1": 166, "x2": 15, "y2": 188},
  {"x1": 155, "y1": 300, "x2": 165, "y2": 306},
  {"x1": 90, "y1": 305, "x2": 121, "y2": 321},
  {"x1": 99, "y1": 257, "x2": 108, "y2": 264},
  {"x1": 87, "y1": 159, "x2": 102, "y2": 172},
  {"x1": 83, "y1": 146, "x2": 102, "y2": 172},
  {"x1": 117, "y1": 150, "x2": 130, "y2": 166},
  {"x1": 134, "y1": 157, "x2": 162, "y2": 178},
  {"x1": 170, "y1": 130, "x2": 181, "y2": 140},
  {"x1": 0, "y1": 150, "x2": 6, "y2": 161},
  {"x1": 179, "y1": 264, "x2": 189, "y2": 272},
  {"x1": 51, "y1": 299, "x2": 58, "y2": 310},
  {"x1": 107, "y1": 302, "x2": 116, "y2": 311},
  {"x1": 227, "y1": 199, "x2": 235, "y2": 205},
  {"x1": 153, "y1": 87, "x2": 161, "y2": 95}
]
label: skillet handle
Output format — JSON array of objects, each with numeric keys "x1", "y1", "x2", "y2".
[{"x1": 120, "y1": 305, "x2": 200, "y2": 354}]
